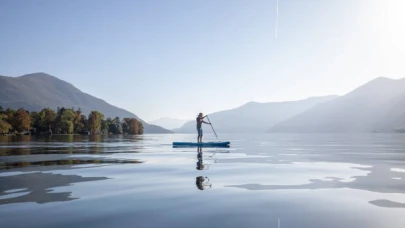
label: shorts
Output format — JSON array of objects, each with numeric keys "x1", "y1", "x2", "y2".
[{"x1": 197, "y1": 128, "x2": 203, "y2": 137}]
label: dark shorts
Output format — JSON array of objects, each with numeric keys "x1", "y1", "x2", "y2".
[{"x1": 197, "y1": 128, "x2": 203, "y2": 137}]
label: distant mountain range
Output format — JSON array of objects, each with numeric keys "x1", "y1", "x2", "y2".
[
  {"x1": 3, "y1": 73, "x2": 403, "y2": 134},
  {"x1": 174, "y1": 95, "x2": 338, "y2": 133},
  {"x1": 268, "y1": 77, "x2": 405, "y2": 133},
  {"x1": 149, "y1": 118, "x2": 191, "y2": 130},
  {"x1": 175, "y1": 76, "x2": 405, "y2": 134},
  {"x1": 0, "y1": 73, "x2": 171, "y2": 133}
]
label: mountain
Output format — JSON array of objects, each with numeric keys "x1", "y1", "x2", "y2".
[
  {"x1": 268, "y1": 77, "x2": 405, "y2": 133},
  {"x1": 149, "y1": 118, "x2": 191, "y2": 130},
  {"x1": 174, "y1": 95, "x2": 338, "y2": 133},
  {"x1": 0, "y1": 73, "x2": 171, "y2": 133}
]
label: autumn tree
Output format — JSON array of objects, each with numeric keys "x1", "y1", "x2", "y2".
[
  {"x1": 88, "y1": 111, "x2": 104, "y2": 135},
  {"x1": 131, "y1": 118, "x2": 139, "y2": 134},
  {"x1": 73, "y1": 108, "x2": 87, "y2": 133},
  {"x1": 4, "y1": 108, "x2": 16, "y2": 131},
  {"x1": 123, "y1": 118, "x2": 142, "y2": 134},
  {"x1": 13, "y1": 108, "x2": 31, "y2": 132},
  {"x1": 0, "y1": 113, "x2": 11, "y2": 134}
]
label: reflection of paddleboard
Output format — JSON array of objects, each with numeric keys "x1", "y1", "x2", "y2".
[{"x1": 172, "y1": 141, "x2": 230, "y2": 147}]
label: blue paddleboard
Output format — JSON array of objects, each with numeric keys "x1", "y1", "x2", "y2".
[{"x1": 172, "y1": 141, "x2": 230, "y2": 147}]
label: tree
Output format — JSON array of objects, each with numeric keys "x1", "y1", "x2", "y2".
[
  {"x1": 0, "y1": 106, "x2": 143, "y2": 135},
  {"x1": 62, "y1": 109, "x2": 75, "y2": 134},
  {"x1": 13, "y1": 108, "x2": 31, "y2": 132},
  {"x1": 122, "y1": 120, "x2": 129, "y2": 134},
  {"x1": 0, "y1": 114, "x2": 11, "y2": 134},
  {"x1": 55, "y1": 108, "x2": 75, "y2": 134},
  {"x1": 132, "y1": 118, "x2": 139, "y2": 134},
  {"x1": 113, "y1": 117, "x2": 123, "y2": 134},
  {"x1": 101, "y1": 119, "x2": 108, "y2": 135},
  {"x1": 73, "y1": 108, "x2": 85, "y2": 133},
  {"x1": 107, "y1": 117, "x2": 123, "y2": 134},
  {"x1": 42, "y1": 108, "x2": 56, "y2": 132},
  {"x1": 80, "y1": 114, "x2": 88, "y2": 132},
  {"x1": 106, "y1": 117, "x2": 113, "y2": 134},
  {"x1": 55, "y1": 107, "x2": 65, "y2": 133},
  {"x1": 123, "y1": 118, "x2": 141, "y2": 134},
  {"x1": 88, "y1": 111, "x2": 104, "y2": 135},
  {"x1": 29, "y1": 111, "x2": 41, "y2": 133},
  {"x1": 138, "y1": 121, "x2": 144, "y2": 134}
]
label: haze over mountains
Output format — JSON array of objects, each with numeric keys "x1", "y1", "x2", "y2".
[
  {"x1": 175, "y1": 76, "x2": 405, "y2": 134},
  {"x1": 0, "y1": 73, "x2": 171, "y2": 133},
  {"x1": 149, "y1": 118, "x2": 191, "y2": 130},
  {"x1": 2, "y1": 73, "x2": 404, "y2": 134},
  {"x1": 268, "y1": 77, "x2": 405, "y2": 133},
  {"x1": 174, "y1": 96, "x2": 338, "y2": 133}
]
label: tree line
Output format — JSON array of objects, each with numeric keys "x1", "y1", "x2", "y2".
[{"x1": 0, "y1": 106, "x2": 143, "y2": 135}]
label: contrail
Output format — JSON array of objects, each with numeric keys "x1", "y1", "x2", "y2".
[{"x1": 275, "y1": 0, "x2": 279, "y2": 40}]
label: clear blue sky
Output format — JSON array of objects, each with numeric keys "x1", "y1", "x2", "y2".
[{"x1": 1, "y1": 0, "x2": 404, "y2": 121}]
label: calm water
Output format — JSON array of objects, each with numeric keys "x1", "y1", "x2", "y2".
[{"x1": 1, "y1": 133, "x2": 405, "y2": 228}]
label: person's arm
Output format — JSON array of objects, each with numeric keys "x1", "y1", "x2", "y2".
[{"x1": 202, "y1": 115, "x2": 210, "y2": 124}]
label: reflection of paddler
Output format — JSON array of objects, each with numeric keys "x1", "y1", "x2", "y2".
[
  {"x1": 196, "y1": 147, "x2": 204, "y2": 170},
  {"x1": 196, "y1": 176, "x2": 211, "y2": 190}
]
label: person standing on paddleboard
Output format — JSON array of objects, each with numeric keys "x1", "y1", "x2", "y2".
[{"x1": 196, "y1": 113, "x2": 211, "y2": 143}]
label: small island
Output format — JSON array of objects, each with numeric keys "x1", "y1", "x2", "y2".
[{"x1": 0, "y1": 106, "x2": 143, "y2": 136}]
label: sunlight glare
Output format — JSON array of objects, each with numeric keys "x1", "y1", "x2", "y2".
[{"x1": 376, "y1": 0, "x2": 405, "y2": 76}]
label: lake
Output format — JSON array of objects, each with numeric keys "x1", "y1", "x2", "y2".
[{"x1": 1, "y1": 133, "x2": 405, "y2": 228}]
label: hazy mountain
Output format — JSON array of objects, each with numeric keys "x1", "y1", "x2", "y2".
[
  {"x1": 374, "y1": 92, "x2": 405, "y2": 132},
  {"x1": 174, "y1": 95, "x2": 338, "y2": 133},
  {"x1": 0, "y1": 73, "x2": 171, "y2": 133},
  {"x1": 149, "y1": 118, "x2": 191, "y2": 130},
  {"x1": 268, "y1": 77, "x2": 405, "y2": 133}
]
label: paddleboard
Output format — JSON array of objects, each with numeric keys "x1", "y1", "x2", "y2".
[{"x1": 172, "y1": 141, "x2": 230, "y2": 147}]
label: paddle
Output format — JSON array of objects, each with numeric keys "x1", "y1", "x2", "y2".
[{"x1": 206, "y1": 115, "x2": 218, "y2": 138}]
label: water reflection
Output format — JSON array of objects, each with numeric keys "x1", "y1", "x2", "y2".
[
  {"x1": 0, "y1": 172, "x2": 108, "y2": 205},
  {"x1": 369, "y1": 199, "x2": 405, "y2": 208},
  {"x1": 196, "y1": 176, "x2": 212, "y2": 190},
  {"x1": 225, "y1": 163, "x2": 405, "y2": 208},
  {"x1": 0, "y1": 135, "x2": 145, "y2": 156},
  {"x1": 1, "y1": 159, "x2": 143, "y2": 170},
  {"x1": 195, "y1": 147, "x2": 212, "y2": 190},
  {"x1": 226, "y1": 165, "x2": 405, "y2": 193},
  {"x1": 0, "y1": 135, "x2": 147, "y2": 205},
  {"x1": 196, "y1": 147, "x2": 207, "y2": 170}
]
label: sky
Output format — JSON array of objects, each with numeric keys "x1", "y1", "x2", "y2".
[{"x1": 1, "y1": 0, "x2": 404, "y2": 122}]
